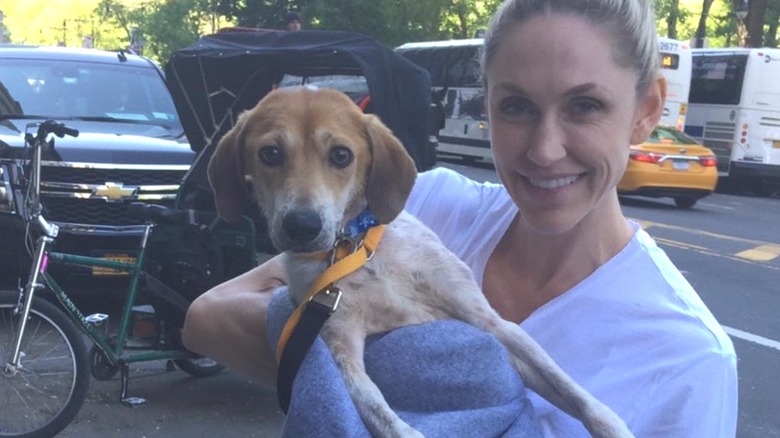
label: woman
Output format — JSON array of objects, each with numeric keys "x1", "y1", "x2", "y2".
[{"x1": 183, "y1": 0, "x2": 738, "y2": 435}]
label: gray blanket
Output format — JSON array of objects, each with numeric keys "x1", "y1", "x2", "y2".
[{"x1": 267, "y1": 287, "x2": 543, "y2": 437}]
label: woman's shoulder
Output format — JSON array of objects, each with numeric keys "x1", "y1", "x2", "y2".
[{"x1": 406, "y1": 167, "x2": 506, "y2": 215}]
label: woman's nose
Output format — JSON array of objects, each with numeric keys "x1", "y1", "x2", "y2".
[{"x1": 525, "y1": 115, "x2": 567, "y2": 167}]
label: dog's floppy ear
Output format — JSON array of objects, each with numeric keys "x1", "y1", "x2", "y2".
[
  {"x1": 208, "y1": 112, "x2": 250, "y2": 222},
  {"x1": 364, "y1": 115, "x2": 417, "y2": 224}
]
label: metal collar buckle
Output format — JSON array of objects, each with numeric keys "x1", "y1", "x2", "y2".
[
  {"x1": 329, "y1": 236, "x2": 361, "y2": 266},
  {"x1": 310, "y1": 286, "x2": 342, "y2": 313}
]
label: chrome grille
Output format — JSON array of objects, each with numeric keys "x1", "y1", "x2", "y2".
[
  {"x1": 39, "y1": 163, "x2": 187, "y2": 226},
  {"x1": 41, "y1": 166, "x2": 184, "y2": 185}
]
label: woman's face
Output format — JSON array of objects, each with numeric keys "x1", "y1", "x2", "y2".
[{"x1": 485, "y1": 14, "x2": 662, "y2": 235}]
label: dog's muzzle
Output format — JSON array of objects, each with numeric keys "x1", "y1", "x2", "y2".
[{"x1": 282, "y1": 208, "x2": 323, "y2": 243}]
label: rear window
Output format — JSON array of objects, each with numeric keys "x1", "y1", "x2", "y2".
[
  {"x1": 277, "y1": 74, "x2": 368, "y2": 102},
  {"x1": 647, "y1": 127, "x2": 699, "y2": 145}
]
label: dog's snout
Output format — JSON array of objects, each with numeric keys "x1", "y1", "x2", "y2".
[{"x1": 283, "y1": 209, "x2": 323, "y2": 242}]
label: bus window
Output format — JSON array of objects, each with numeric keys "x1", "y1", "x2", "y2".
[{"x1": 689, "y1": 54, "x2": 748, "y2": 105}]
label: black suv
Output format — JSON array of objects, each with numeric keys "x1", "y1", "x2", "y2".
[{"x1": 0, "y1": 45, "x2": 195, "y2": 308}]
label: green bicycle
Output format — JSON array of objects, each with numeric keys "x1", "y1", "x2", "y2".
[{"x1": 1, "y1": 120, "x2": 256, "y2": 437}]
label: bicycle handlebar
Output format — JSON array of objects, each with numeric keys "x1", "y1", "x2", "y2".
[{"x1": 35, "y1": 120, "x2": 80, "y2": 140}]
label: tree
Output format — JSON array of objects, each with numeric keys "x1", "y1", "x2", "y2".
[
  {"x1": 656, "y1": 0, "x2": 682, "y2": 38},
  {"x1": 743, "y1": 0, "x2": 769, "y2": 47},
  {"x1": 440, "y1": 0, "x2": 503, "y2": 39},
  {"x1": 216, "y1": 0, "x2": 313, "y2": 29},
  {"x1": 95, "y1": 0, "x2": 211, "y2": 64},
  {"x1": 694, "y1": 0, "x2": 716, "y2": 47},
  {"x1": 142, "y1": 0, "x2": 206, "y2": 62}
]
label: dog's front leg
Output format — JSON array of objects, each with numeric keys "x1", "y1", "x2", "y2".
[
  {"x1": 321, "y1": 324, "x2": 423, "y2": 438},
  {"x1": 436, "y1": 277, "x2": 632, "y2": 438},
  {"x1": 487, "y1": 319, "x2": 633, "y2": 438}
]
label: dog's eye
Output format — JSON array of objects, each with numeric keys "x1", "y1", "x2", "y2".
[
  {"x1": 329, "y1": 146, "x2": 353, "y2": 168},
  {"x1": 259, "y1": 146, "x2": 283, "y2": 166}
]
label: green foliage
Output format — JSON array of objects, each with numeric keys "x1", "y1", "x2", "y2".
[
  {"x1": 216, "y1": 0, "x2": 313, "y2": 29},
  {"x1": 95, "y1": 0, "x2": 208, "y2": 64},
  {"x1": 10, "y1": 0, "x2": 776, "y2": 65}
]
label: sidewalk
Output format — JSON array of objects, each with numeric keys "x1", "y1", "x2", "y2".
[{"x1": 59, "y1": 361, "x2": 285, "y2": 437}]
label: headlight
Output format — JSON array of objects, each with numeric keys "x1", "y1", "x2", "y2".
[{"x1": 0, "y1": 164, "x2": 15, "y2": 214}]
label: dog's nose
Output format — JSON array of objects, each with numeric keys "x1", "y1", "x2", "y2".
[{"x1": 283, "y1": 209, "x2": 323, "y2": 242}]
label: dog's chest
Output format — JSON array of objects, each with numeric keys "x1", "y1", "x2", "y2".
[{"x1": 285, "y1": 220, "x2": 454, "y2": 333}]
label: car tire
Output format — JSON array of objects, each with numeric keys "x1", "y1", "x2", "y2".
[{"x1": 674, "y1": 196, "x2": 697, "y2": 209}]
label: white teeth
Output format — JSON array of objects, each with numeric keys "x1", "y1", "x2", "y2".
[{"x1": 528, "y1": 175, "x2": 579, "y2": 189}]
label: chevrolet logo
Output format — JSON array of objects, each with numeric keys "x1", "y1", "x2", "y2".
[{"x1": 92, "y1": 182, "x2": 138, "y2": 202}]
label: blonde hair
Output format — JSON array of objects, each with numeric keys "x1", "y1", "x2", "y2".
[{"x1": 481, "y1": 0, "x2": 659, "y2": 94}]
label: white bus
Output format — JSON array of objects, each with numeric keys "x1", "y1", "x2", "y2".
[
  {"x1": 657, "y1": 37, "x2": 692, "y2": 131},
  {"x1": 395, "y1": 39, "x2": 492, "y2": 163},
  {"x1": 685, "y1": 48, "x2": 780, "y2": 192}
]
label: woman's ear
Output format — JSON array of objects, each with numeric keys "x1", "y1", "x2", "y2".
[
  {"x1": 630, "y1": 75, "x2": 667, "y2": 145},
  {"x1": 364, "y1": 115, "x2": 417, "y2": 224},
  {"x1": 208, "y1": 112, "x2": 250, "y2": 222}
]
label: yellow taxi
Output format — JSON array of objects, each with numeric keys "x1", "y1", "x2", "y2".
[{"x1": 618, "y1": 125, "x2": 718, "y2": 208}]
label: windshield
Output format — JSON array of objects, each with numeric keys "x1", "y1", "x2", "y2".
[
  {"x1": 648, "y1": 127, "x2": 699, "y2": 145},
  {"x1": 278, "y1": 74, "x2": 369, "y2": 103},
  {"x1": 0, "y1": 58, "x2": 181, "y2": 128}
]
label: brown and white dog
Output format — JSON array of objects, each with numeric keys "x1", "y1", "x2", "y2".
[{"x1": 208, "y1": 86, "x2": 633, "y2": 438}]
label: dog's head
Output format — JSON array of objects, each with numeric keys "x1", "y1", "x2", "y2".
[{"x1": 208, "y1": 87, "x2": 417, "y2": 253}]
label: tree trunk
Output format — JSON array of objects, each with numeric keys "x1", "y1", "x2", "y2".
[
  {"x1": 745, "y1": 0, "x2": 769, "y2": 47},
  {"x1": 666, "y1": 0, "x2": 680, "y2": 39},
  {"x1": 694, "y1": 0, "x2": 715, "y2": 48}
]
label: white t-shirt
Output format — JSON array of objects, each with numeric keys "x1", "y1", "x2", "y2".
[{"x1": 405, "y1": 167, "x2": 738, "y2": 438}]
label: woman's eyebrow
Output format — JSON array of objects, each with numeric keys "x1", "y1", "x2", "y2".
[
  {"x1": 562, "y1": 82, "x2": 598, "y2": 97},
  {"x1": 495, "y1": 82, "x2": 529, "y2": 96},
  {"x1": 494, "y1": 82, "x2": 599, "y2": 97}
]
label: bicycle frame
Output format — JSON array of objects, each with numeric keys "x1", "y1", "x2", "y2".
[{"x1": 6, "y1": 222, "x2": 198, "y2": 375}]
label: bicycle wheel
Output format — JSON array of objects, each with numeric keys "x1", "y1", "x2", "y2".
[{"x1": 0, "y1": 290, "x2": 91, "y2": 438}]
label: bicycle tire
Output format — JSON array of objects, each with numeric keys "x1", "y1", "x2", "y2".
[{"x1": 0, "y1": 290, "x2": 91, "y2": 438}]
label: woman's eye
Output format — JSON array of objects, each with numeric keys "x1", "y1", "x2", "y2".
[
  {"x1": 259, "y1": 145, "x2": 283, "y2": 166},
  {"x1": 570, "y1": 98, "x2": 602, "y2": 116},
  {"x1": 499, "y1": 97, "x2": 537, "y2": 118},
  {"x1": 329, "y1": 146, "x2": 354, "y2": 168}
]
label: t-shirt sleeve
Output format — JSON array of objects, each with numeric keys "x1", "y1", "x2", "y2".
[
  {"x1": 405, "y1": 168, "x2": 487, "y2": 249},
  {"x1": 628, "y1": 351, "x2": 738, "y2": 437}
]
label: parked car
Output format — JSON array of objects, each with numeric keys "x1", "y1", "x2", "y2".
[
  {"x1": 0, "y1": 45, "x2": 194, "y2": 309},
  {"x1": 617, "y1": 125, "x2": 718, "y2": 208}
]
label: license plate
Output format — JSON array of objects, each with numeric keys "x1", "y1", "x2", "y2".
[
  {"x1": 672, "y1": 161, "x2": 690, "y2": 171},
  {"x1": 92, "y1": 254, "x2": 136, "y2": 276}
]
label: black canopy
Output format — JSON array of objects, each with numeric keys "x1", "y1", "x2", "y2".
[{"x1": 165, "y1": 30, "x2": 433, "y2": 172}]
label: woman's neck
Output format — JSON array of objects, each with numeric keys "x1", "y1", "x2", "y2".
[{"x1": 483, "y1": 194, "x2": 634, "y2": 322}]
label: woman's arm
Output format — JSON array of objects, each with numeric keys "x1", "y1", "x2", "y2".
[{"x1": 182, "y1": 253, "x2": 287, "y2": 385}]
